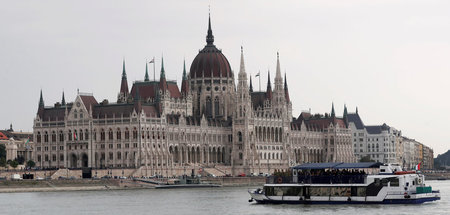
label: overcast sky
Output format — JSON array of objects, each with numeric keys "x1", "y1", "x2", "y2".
[{"x1": 1, "y1": 0, "x2": 449, "y2": 155}]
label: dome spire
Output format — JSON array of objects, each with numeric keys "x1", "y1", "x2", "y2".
[{"x1": 206, "y1": 12, "x2": 214, "y2": 46}]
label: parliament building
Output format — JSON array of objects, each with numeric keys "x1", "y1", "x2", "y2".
[{"x1": 33, "y1": 15, "x2": 355, "y2": 176}]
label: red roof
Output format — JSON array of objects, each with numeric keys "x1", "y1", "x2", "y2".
[
  {"x1": 80, "y1": 95, "x2": 98, "y2": 108},
  {"x1": 189, "y1": 46, "x2": 232, "y2": 79},
  {"x1": 0, "y1": 132, "x2": 8, "y2": 140}
]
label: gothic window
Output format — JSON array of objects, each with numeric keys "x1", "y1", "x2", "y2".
[
  {"x1": 59, "y1": 131, "x2": 64, "y2": 142},
  {"x1": 108, "y1": 129, "x2": 113, "y2": 140},
  {"x1": 85, "y1": 129, "x2": 89, "y2": 140},
  {"x1": 239, "y1": 106, "x2": 242, "y2": 117},
  {"x1": 133, "y1": 127, "x2": 138, "y2": 139},
  {"x1": 37, "y1": 132, "x2": 41, "y2": 143},
  {"x1": 93, "y1": 129, "x2": 97, "y2": 141},
  {"x1": 238, "y1": 132, "x2": 243, "y2": 142},
  {"x1": 206, "y1": 96, "x2": 212, "y2": 117},
  {"x1": 125, "y1": 128, "x2": 129, "y2": 139},
  {"x1": 51, "y1": 131, "x2": 56, "y2": 142},
  {"x1": 79, "y1": 130, "x2": 84, "y2": 141},
  {"x1": 214, "y1": 97, "x2": 219, "y2": 116},
  {"x1": 116, "y1": 128, "x2": 121, "y2": 140},
  {"x1": 100, "y1": 129, "x2": 105, "y2": 141},
  {"x1": 68, "y1": 130, "x2": 72, "y2": 141},
  {"x1": 44, "y1": 131, "x2": 49, "y2": 143}
]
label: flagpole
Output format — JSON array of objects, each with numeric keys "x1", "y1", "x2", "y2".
[
  {"x1": 259, "y1": 70, "x2": 261, "y2": 92},
  {"x1": 153, "y1": 57, "x2": 156, "y2": 82}
]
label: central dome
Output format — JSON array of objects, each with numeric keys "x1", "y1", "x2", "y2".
[{"x1": 189, "y1": 15, "x2": 232, "y2": 79}]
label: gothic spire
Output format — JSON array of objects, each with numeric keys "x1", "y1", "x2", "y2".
[
  {"x1": 356, "y1": 106, "x2": 359, "y2": 114},
  {"x1": 331, "y1": 102, "x2": 336, "y2": 118},
  {"x1": 119, "y1": 59, "x2": 129, "y2": 98},
  {"x1": 266, "y1": 71, "x2": 272, "y2": 100},
  {"x1": 61, "y1": 91, "x2": 66, "y2": 106},
  {"x1": 39, "y1": 89, "x2": 44, "y2": 108},
  {"x1": 275, "y1": 52, "x2": 282, "y2": 83},
  {"x1": 182, "y1": 58, "x2": 187, "y2": 80},
  {"x1": 206, "y1": 12, "x2": 214, "y2": 46},
  {"x1": 159, "y1": 56, "x2": 168, "y2": 93},
  {"x1": 160, "y1": 56, "x2": 166, "y2": 79},
  {"x1": 122, "y1": 59, "x2": 127, "y2": 79},
  {"x1": 239, "y1": 46, "x2": 246, "y2": 76},
  {"x1": 343, "y1": 104, "x2": 348, "y2": 118},
  {"x1": 181, "y1": 59, "x2": 189, "y2": 95},
  {"x1": 284, "y1": 73, "x2": 290, "y2": 103},
  {"x1": 144, "y1": 62, "x2": 150, "y2": 81}
]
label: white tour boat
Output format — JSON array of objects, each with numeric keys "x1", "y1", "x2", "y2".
[{"x1": 248, "y1": 162, "x2": 440, "y2": 204}]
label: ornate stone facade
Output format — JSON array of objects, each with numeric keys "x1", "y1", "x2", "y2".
[{"x1": 33, "y1": 15, "x2": 355, "y2": 175}]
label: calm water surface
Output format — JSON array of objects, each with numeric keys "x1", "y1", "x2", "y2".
[{"x1": 0, "y1": 180, "x2": 448, "y2": 215}]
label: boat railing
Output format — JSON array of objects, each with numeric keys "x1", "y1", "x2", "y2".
[{"x1": 267, "y1": 174, "x2": 366, "y2": 184}]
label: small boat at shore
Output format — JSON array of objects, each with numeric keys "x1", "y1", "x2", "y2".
[{"x1": 248, "y1": 162, "x2": 440, "y2": 204}]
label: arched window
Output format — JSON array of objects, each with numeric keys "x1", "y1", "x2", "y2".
[
  {"x1": 37, "y1": 132, "x2": 41, "y2": 143},
  {"x1": 85, "y1": 129, "x2": 89, "y2": 140},
  {"x1": 206, "y1": 96, "x2": 212, "y2": 116},
  {"x1": 238, "y1": 131, "x2": 243, "y2": 142},
  {"x1": 51, "y1": 131, "x2": 56, "y2": 142},
  {"x1": 116, "y1": 128, "x2": 121, "y2": 140},
  {"x1": 59, "y1": 130, "x2": 64, "y2": 142},
  {"x1": 100, "y1": 129, "x2": 105, "y2": 141},
  {"x1": 44, "y1": 131, "x2": 49, "y2": 143},
  {"x1": 125, "y1": 128, "x2": 129, "y2": 139},
  {"x1": 68, "y1": 130, "x2": 72, "y2": 141},
  {"x1": 133, "y1": 127, "x2": 138, "y2": 139},
  {"x1": 79, "y1": 130, "x2": 83, "y2": 140},
  {"x1": 214, "y1": 97, "x2": 220, "y2": 116},
  {"x1": 108, "y1": 129, "x2": 113, "y2": 140}
]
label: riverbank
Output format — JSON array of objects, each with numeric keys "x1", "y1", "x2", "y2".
[{"x1": 0, "y1": 176, "x2": 265, "y2": 193}]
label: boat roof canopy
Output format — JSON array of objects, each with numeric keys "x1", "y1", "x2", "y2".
[{"x1": 292, "y1": 162, "x2": 382, "y2": 170}]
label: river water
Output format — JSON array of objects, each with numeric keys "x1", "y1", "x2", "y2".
[{"x1": 0, "y1": 180, "x2": 448, "y2": 215}]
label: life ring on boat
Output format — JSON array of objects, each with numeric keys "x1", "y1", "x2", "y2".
[
  {"x1": 277, "y1": 177, "x2": 283, "y2": 184},
  {"x1": 418, "y1": 178, "x2": 422, "y2": 184}
]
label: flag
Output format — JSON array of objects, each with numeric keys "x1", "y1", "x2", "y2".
[
  {"x1": 149, "y1": 58, "x2": 155, "y2": 64},
  {"x1": 25, "y1": 138, "x2": 29, "y2": 145},
  {"x1": 73, "y1": 132, "x2": 77, "y2": 141},
  {"x1": 255, "y1": 72, "x2": 260, "y2": 77},
  {"x1": 415, "y1": 162, "x2": 421, "y2": 171}
]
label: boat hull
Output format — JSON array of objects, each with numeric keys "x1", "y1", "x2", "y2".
[{"x1": 248, "y1": 190, "x2": 440, "y2": 204}]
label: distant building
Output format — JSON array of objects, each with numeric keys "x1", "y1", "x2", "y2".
[
  {"x1": 33, "y1": 15, "x2": 355, "y2": 175},
  {"x1": 0, "y1": 124, "x2": 34, "y2": 162},
  {"x1": 347, "y1": 110, "x2": 402, "y2": 163}
]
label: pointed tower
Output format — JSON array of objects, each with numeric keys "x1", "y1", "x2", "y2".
[
  {"x1": 284, "y1": 73, "x2": 290, "y2": 103},
  {"x1": 232, "y1": 46, "x2": 253, "y2": 172},
  {"x1": 61, "y1": 91, "x2": 66, "y2": 106},
  {"x1": 356, "y1": 106, "x2": 359, "y2": 114},
  {"x1": 274, "y1": 52, "x2": 283, "y2": 92},
  {"x1": 38, "y1": 90, "x2": 44, "y2": 117},
  {"x1": 266, "y1": 71, "x2": 272, "y2": 100},
  {"x1": 159, "y1": 56, "x2": 168, "y2": 93},
  {"x1": 343, "y1": 104, "x2": 348, "y2": 126},
  {"x1": 206, "y1": 12, "x2": 214, "y2": 47},
  {"x1": 118, "y1": 59, "x2": 129, "y2": 103},
  {"x1": 331, "y1": 102, "x2": 336, "y2": 118},
  {"x1": 181, "y1": 59, "x2": 189, "y2": 96},
  {"x1": 144, "y1": 62, "x2": 150, "y2": 82}
]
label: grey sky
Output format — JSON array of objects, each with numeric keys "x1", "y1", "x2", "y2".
[{"x1": 1, "y1": 0, "x2": 449, "y2": 155}]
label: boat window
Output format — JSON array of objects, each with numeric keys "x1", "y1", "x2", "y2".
[
  {"x1": 310, "y1": 187, "x2": 330, "y2": 196},
  {"x1": 389, "y1": 178, "x2": 399, "y2": 187},
  {"x1": 330, "y1": 187, "x2": 350, "y2": 196},
  {"x1": 264, "y1": 187, "x2": 274, "y2": 196}
]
